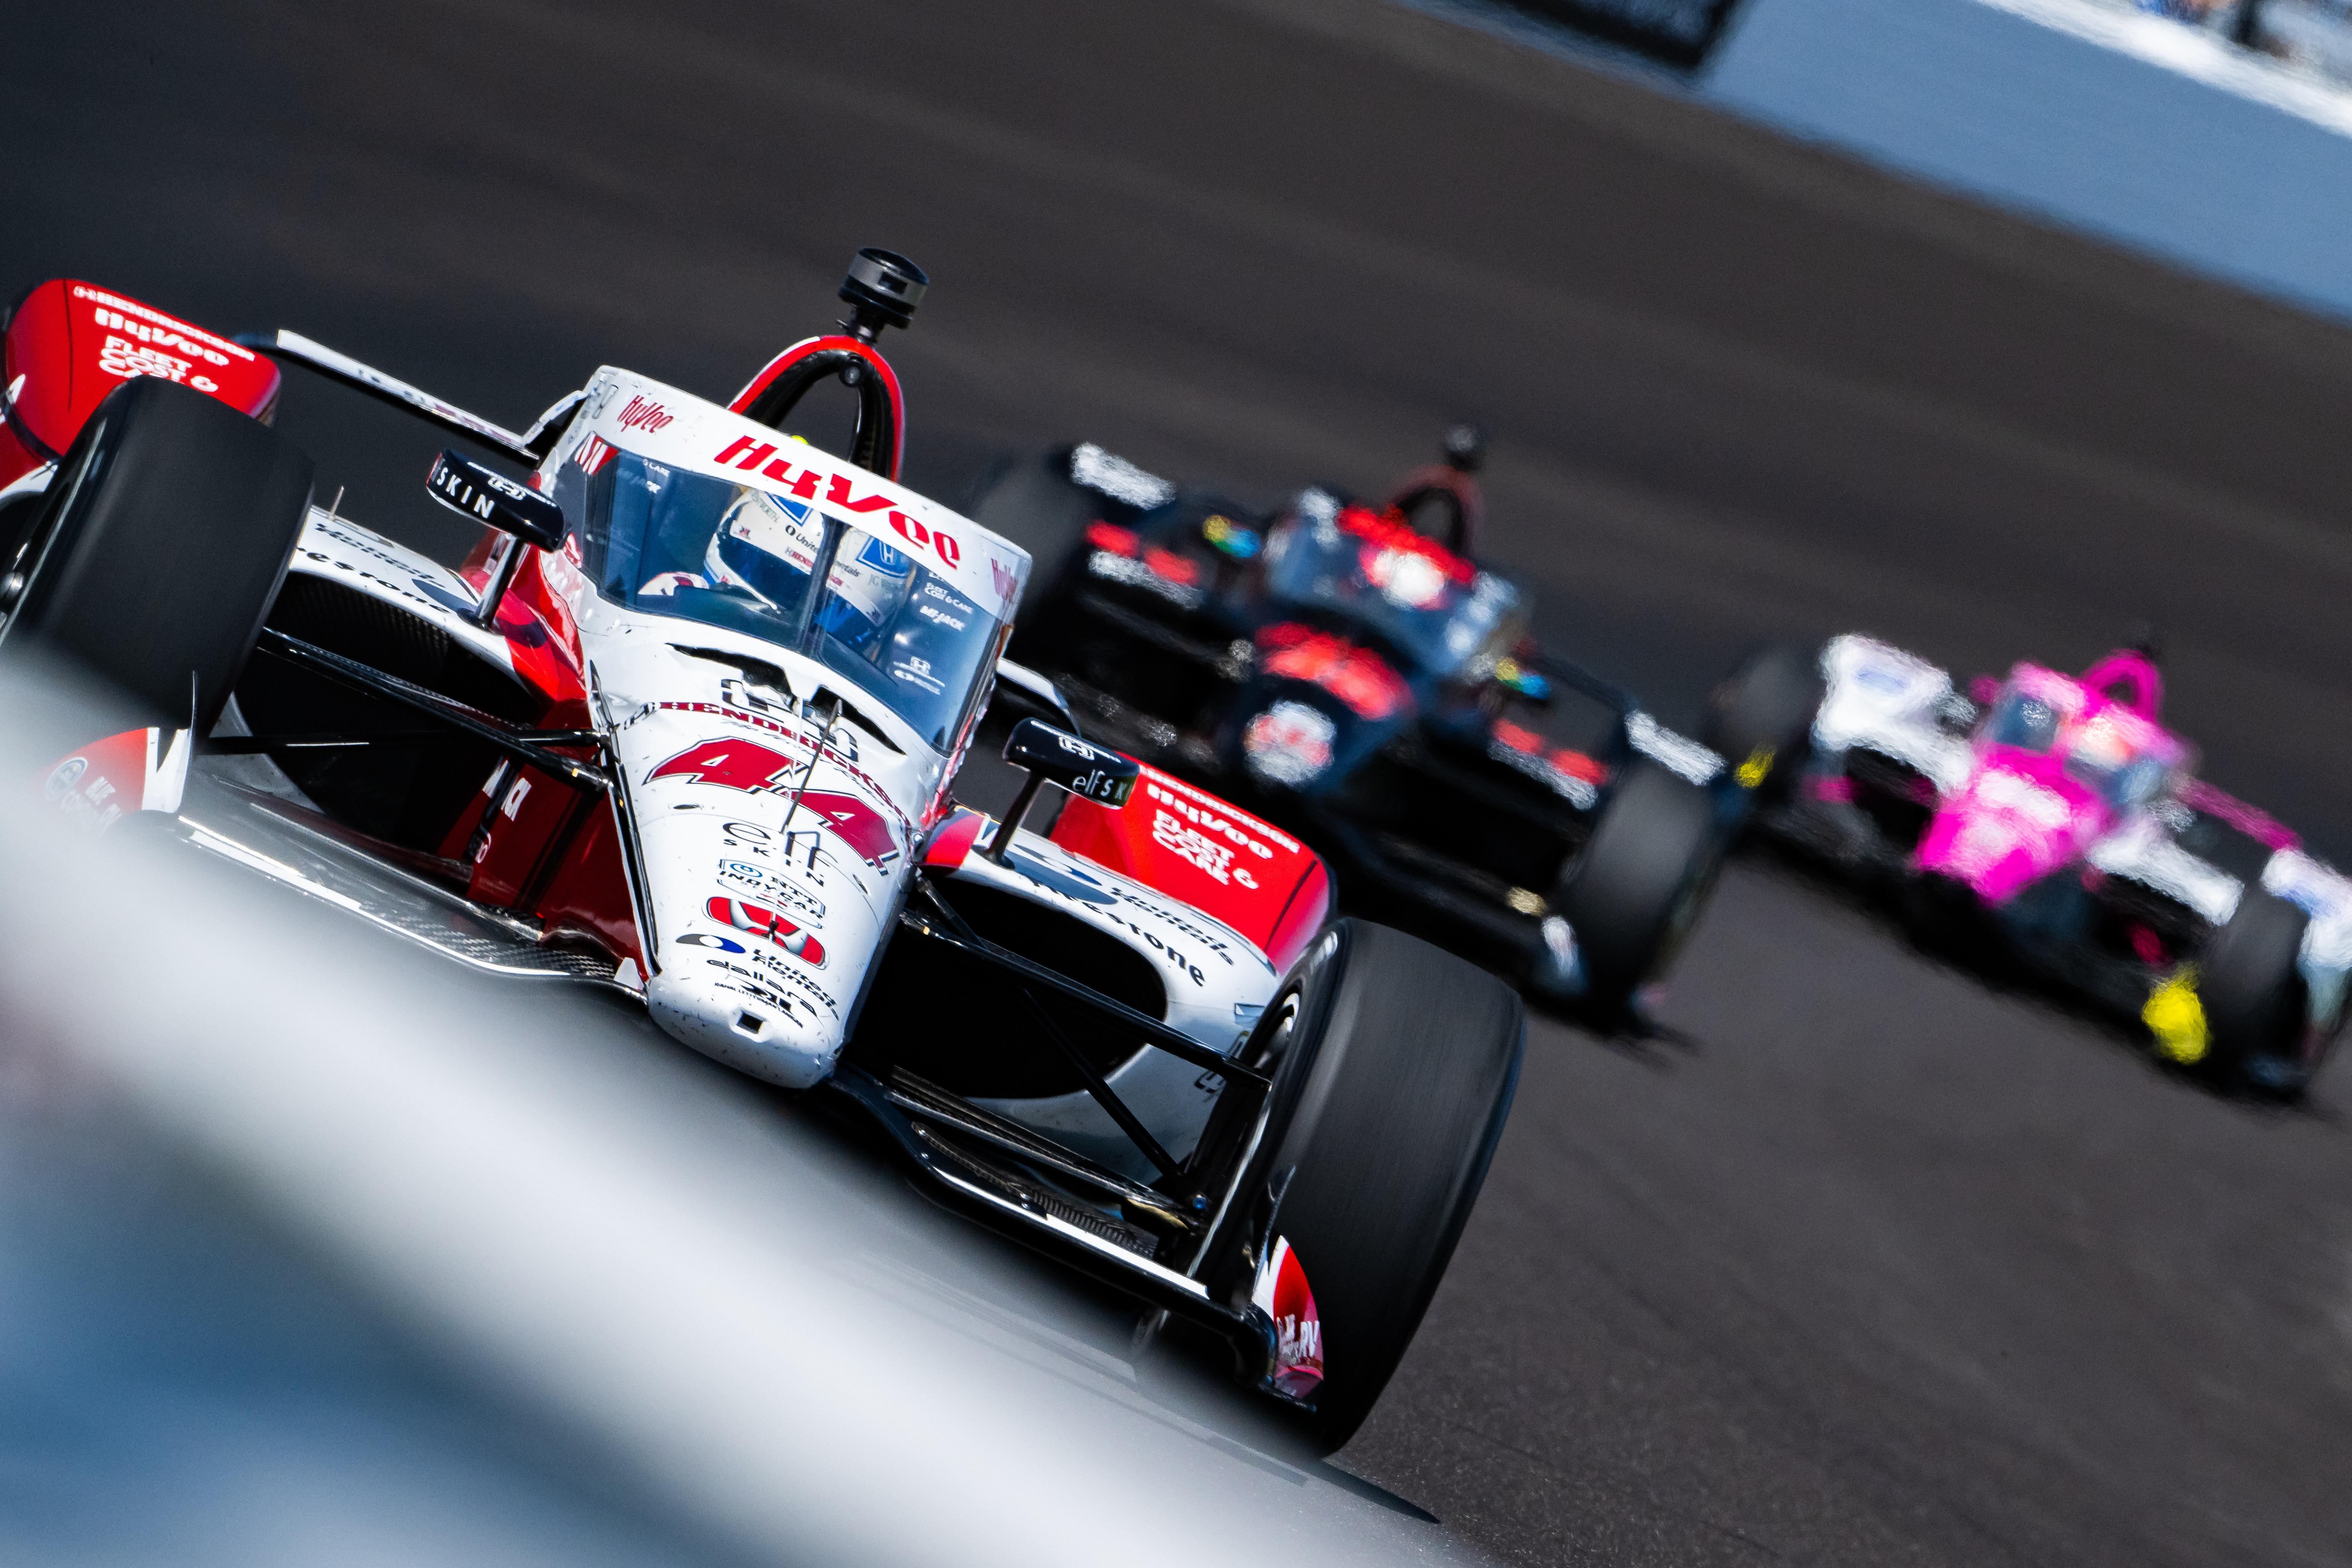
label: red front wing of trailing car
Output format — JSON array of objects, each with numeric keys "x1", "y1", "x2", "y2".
[{"x1": 2, "y1": 279, "x2": 282, "y2": 487}]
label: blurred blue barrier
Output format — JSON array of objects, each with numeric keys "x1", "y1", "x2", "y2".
[
  {"x1": 1702, "y1": 0, "x2": 2352, "y2": 320},
  {"x1": 1437, "y1": 0, "x2": 2352, "y2": 321}
]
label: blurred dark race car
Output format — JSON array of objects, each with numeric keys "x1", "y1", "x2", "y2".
[
  {"x1": 969, "y1": 429, "x2": 1739, "y2": 1023},
  {"x1": 1706, "y1": 636, "x2": 2350, "y2": 1094},
  {"x1": 0, "y1": 256, "x2": 1528, "y2": 1452}
]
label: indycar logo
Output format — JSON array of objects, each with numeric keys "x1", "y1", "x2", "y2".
[
  {"x1": 717, "y1": 858, "x2": 824, "y2": 920},
  {"x1": 708, "y1": 897, "x2": 826, "y2": 966}
]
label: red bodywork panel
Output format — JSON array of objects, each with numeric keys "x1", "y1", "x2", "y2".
[
  {"x1": 37, "y1": 727, "x2": 159, "y2": 831},
  {"x1": 0, "y1": 276, "x2": 640, "y2": 977},
  {"x1": 444, "y1": 503, "x2": 635, "y2": 969},
  {"x1": 438, "y1": 534, "x2": 627, "y2": 969},
  {"x1": 3, "y1": 281, "x2": 281, "y2": 477},
  {"x1": 1258, "y1": 622, "x2": 1413, "y2": 721},
  {"x1": 437, "y1": 726, "x2": 645, "y2": 978},
  {"x1": 1052, "y1": 763, "x2": 1332, "y2": 976}
]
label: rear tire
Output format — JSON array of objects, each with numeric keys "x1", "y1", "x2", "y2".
[
  {"x1": 1703, "y1": 642, "x2": 1824, "y2": 802},
  {"x1": 1548, "y1": 760, "x2": 1724, "y2": 1018},
  {"x1": 1204, "y1": 920, "x2": 1523, "y2": 1454},
  {"x1": 2199, "y1": 887, "x2": 2312, "y2": 1092},
  {"x1": 0, "y1": 376, "x2": 313, "y2": 735}
]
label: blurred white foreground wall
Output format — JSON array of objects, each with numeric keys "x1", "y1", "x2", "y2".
[{"x1": 0, "y1": 668, "x2": 1479, "y2": 1568}]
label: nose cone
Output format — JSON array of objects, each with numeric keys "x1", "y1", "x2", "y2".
[
  {"x1": 606, "y1": 684, "x2": 903, "y2": 1093},
  {"x1": 1915, "y1": 764, "x2": 2092, "y2": 902},
  {"x1": 646, "y1": 965, "x2": 843, "y2": 1089},
  {"x1": 1917, "y1": 807, "x2": 2044, "y2": 901}
]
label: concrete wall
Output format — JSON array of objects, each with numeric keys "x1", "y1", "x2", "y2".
[{"x1": 1694, "y1": 0, "x2": 2352, "y2": 321}]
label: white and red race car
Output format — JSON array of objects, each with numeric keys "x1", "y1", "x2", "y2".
[
  {"x1": 0, "y1": 254, "x2": 1524, "y2": 1451},
  {"x1": 1706, "y1": 637, "x2": 2350, "y2": 1094}
]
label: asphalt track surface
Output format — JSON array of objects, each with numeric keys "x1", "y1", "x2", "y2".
[{"x1": 10, "y1": 2, "x2": 2352, "y2": 1562}]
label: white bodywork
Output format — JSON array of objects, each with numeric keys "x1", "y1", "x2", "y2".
[
  {"x1": 942, "y1": 828, "x2": 1277, "y2": 1177},
  {"x1": 263, "y1": 369, "x2": 1290, "y2": 1147},
  {"x1": 1807, "y1": 632, "x2": 2352, "y2": 1024}
]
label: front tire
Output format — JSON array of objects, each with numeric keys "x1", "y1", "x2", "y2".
[
  {"x1": 1703, "y1": 642, "x2": 1824, "y2": 803},
  {"x1": 1205, "y1": 920, "x2": 1523, "y2": 1453},
  {"x1": 1547, "y1": 760, "x2": 1724, "y2": 1019},
  {"x1": 0, "y1": 376, "x2": 313, "y2": 734},
  {"x1": 2198, "y1": 887, "x2": 2314, "y2": 1093}
]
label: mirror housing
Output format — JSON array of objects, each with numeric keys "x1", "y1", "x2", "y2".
[
  {"x1": 426, "y1": 448, "x2": 565, "y2": 550},
  {"x1": 987, "y1": 718, "x2": 1139, "y2": 863},
  {"x1": 1003, "y1": 717, "x2": 1137, "y2": 806}
]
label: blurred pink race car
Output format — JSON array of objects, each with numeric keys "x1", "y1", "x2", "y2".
[{"x1": 1705, "y1": 636, "x2": 2350, "y2": 1095}]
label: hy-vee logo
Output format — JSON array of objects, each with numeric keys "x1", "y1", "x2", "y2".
[
  {"x1": 712, "y1": 436, "x2": 963, "y2": 567},
  {"x1": 648, "y1": 740, "x2": 901, "y2": 867}
]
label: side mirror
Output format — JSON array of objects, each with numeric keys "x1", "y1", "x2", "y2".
[
  {"x1": 426, "y1": 449, "x2": 565, "y2": 550},
  {"x1": 1004, "y1": 717, "x2": 1138, "y2": 805},
  {"x1": 426, "y1": 449, "x2": 565, "y2": 627},
  {"x1": 987, "y1": 717, "x2": 1139, "y2": 861}
]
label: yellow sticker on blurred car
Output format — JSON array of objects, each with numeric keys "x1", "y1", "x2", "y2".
[{"x1": 2142, "y1": 966, "x2": 2209, "y2": 1064}]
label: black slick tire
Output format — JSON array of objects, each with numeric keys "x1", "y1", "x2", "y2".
[
  {"x1": 2198, "y1": 887, "x2": 2311, "y2": 1091},
  {"x1": 1703, "y1": 642, "x2": 1825, "y2": 802},
  {"x1": 0, "y1": 376, "x2": 313, "y2": 735},
  {"x1": 1549, "y1": 759, "x2": 1723, "y2": 1018},
  {"x1": 1205, "y1": 920, "x2": 1524, "y2": 1454}
]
